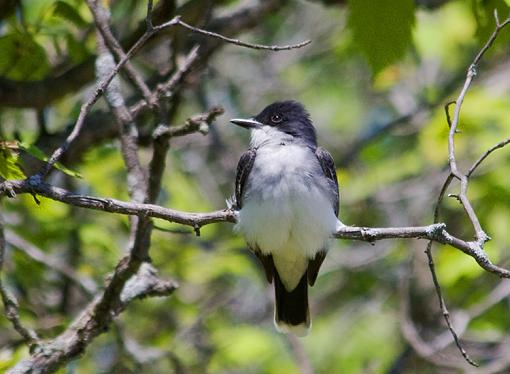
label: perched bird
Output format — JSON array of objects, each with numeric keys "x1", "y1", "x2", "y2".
[{"x1": 230, "y1": 100, "x2": 341, "y2": 336}]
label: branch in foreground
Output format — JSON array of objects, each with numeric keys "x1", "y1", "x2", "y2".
[
  {"x1": 0, "y1": 179, "x2": 237, "y2": 227},
  {"x1": 2, "y1": 179, "x2": 510, "y2": 278}
]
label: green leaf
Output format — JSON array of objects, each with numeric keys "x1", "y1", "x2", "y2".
[
  {"x1": 52, "y1": 1, "x2": 88, "y2": 27},
  {"x1": 0, "y1": 142, "x2": 26, "y2": 180},
  {"x1": 0, "y1": 33, "x2": 50, "y2": 80},
  {"x1": 347, "y1": 0, "x2": 415, "y2": 75},
  {"x1": 18, "y1": 142, "x2": 82, "y2": 178}
]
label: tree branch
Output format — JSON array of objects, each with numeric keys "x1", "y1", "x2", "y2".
[
  {"x1": 175, "y1": 18, "x2": 310, "y2": 51},
  {"x1": 95, "y1": 30, "x2": 148, "y2": 203},
  {"x1": 2, "y1": 179, "x2": 510, "y2": 278},
  {"x1": 38, "y1": 5, "x2": 309, "y2": 177},
  {"x1": 37, "y1": 16, "x2": 181, "y2": 177},
  {"x1": 130, "y1": 45, "x2": 200, "y2": 117},
  {"x1": 0, "y1": 203, "x2": 40, "y2": 351},
  {"x1": 0, "y1": 0, "x2": 293, "y2": 109},
  {"x1": 6, "y1": 262, "x2": 177, "y2": 374},
  {"x1": 467, "y1": 137, "x2": 510, "y2": 178},
  {"x1": 119, "y1": 263, "x2": 178, "y2": 306},
  {"x1": 423, "y1": 10, "x2": 510, "y2": 366},
  {"x1": 163, "y1": 106, "x2": 224, "y2": 137},
  {"x1": 87, "y1": 0, "x2": 154, "y2": 105},
  {"x1": 446, "y1": 11, "x2": 510, "y2": 246}
]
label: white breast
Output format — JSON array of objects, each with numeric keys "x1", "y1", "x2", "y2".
[{"x1": 235, "y1": 128, "x2": 338, "y2": 290}]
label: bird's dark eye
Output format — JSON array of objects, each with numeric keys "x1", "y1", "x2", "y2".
[{"x1": 270, "y1": 114, "x2": 282, "y2": 124}]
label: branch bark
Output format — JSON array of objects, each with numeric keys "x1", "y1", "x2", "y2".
[
  {"x1": 2, "y1": 179, "x2": 510, "y2": 278},
  {"x1": 420, "y1": 11, "x2": 510, "y2": 366}
]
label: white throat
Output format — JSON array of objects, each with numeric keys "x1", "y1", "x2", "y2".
[{"x1": 250, "y1": 126, "x2": 294, "y2": 148}]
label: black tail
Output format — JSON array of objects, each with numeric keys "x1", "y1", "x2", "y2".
[{"x1": 274, "y1": 271, "x2": 310, "y2": 336}]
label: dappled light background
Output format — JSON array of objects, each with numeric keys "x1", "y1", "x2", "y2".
[{"x1": 2, "y1": 0, "x2": 510, "y2": 372}]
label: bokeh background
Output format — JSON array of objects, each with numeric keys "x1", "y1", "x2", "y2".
[{"x1": 2, "y1": 0, "x2": 510, "y2": 372}]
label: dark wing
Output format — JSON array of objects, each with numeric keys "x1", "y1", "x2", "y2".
[
  {"x1": 234, "y1": 149, "x2": 274, "y2": 282},
  {"x1": 253, "y1": 246, "x2": 274, "y2": 283},
  {"x1": 308, "y1": 147, "x2": 339, "y2": 286},
  {"x1": 307, "y1": 251, "x2": 326, "y2": 286},
  {"x1": 234, "y1": 148, "x2": 257, "y2": 209},
  {"x1": 315, "y1": 146, "x2": 339, "y2": 216}
]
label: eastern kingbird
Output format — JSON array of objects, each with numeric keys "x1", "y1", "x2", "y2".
[{"x1": 230, "y1": 100, "x2": 341, "y2": 336}]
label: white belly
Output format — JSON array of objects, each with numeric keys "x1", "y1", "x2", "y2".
[{"x1": 235, "y1": 144, "x2": 338, "y2": 290}]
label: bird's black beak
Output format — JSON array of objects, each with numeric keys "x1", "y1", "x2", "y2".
[{"x1": 230, "y1": 118, "x2": 263, "y2": 129}]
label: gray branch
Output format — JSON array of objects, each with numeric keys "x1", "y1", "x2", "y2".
[
  {"x1": 7, "y1": 262, "x2": 177, "y2": 374},
  {"x1": 422, "y1": 11, "x2": 510, "y2": 367},
  {"x1": 2, "y1": 179, "x2": 509, "y2": 279}
]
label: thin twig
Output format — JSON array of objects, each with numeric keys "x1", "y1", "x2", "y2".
[
  {"x1": 425, "y1": 240, "x2": 478, "y2": 366},
  {"x1": 155, "y1": 106, "x2": 224, "y2": 138},
  {"x1": 399, "y1": 260, "x2": 466, "y2": 369},
  {"x1": 471, "y1": 10, "x2": 510, "y2": 66},
  {"x1": 38, "y1": 7, "x2": 310, "y2": 176},
  {"x1": 87, "y1": 0, "x2": 154, "y2": 105},
  {"x1": 426, "y1": 11, "x2": 510, "y2": 366},
  {"x1": 130, "y1": 45, "x2": 201, "y2": 117},
  {"x1": 447, "y1": 12, "x2": 510, "y2": 245},
  {"x1": 37, "y1": 16, "x2": 181, "y2": 177},
  {"x1": 146, "y1": 46, "x2": 202, "y2": 203},
  {"x1": 146, "y1": 0, "x2": 154, "y2": 30},
  {"x1": 467, "y1": 137, "x2": 510, "y2": 178},
  {"x1": 175, "y1": 18, "x2": 311, "y2": 51}
]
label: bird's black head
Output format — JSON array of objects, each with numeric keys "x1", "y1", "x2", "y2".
[{"x1": 231, "y1": 100, "x2": 317, "y2": 147}]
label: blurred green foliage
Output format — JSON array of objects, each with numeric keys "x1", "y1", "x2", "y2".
[
  {"x1": 1, "y1": 0, "x2": 510, "y2": 373},
  {"x1": 348, "y1": 0, "x2": 415, "y2": 75}
]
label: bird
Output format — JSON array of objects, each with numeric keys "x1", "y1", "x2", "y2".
[{"x1": 230, "y1": 100, "x2": 341, "y2": 336}]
